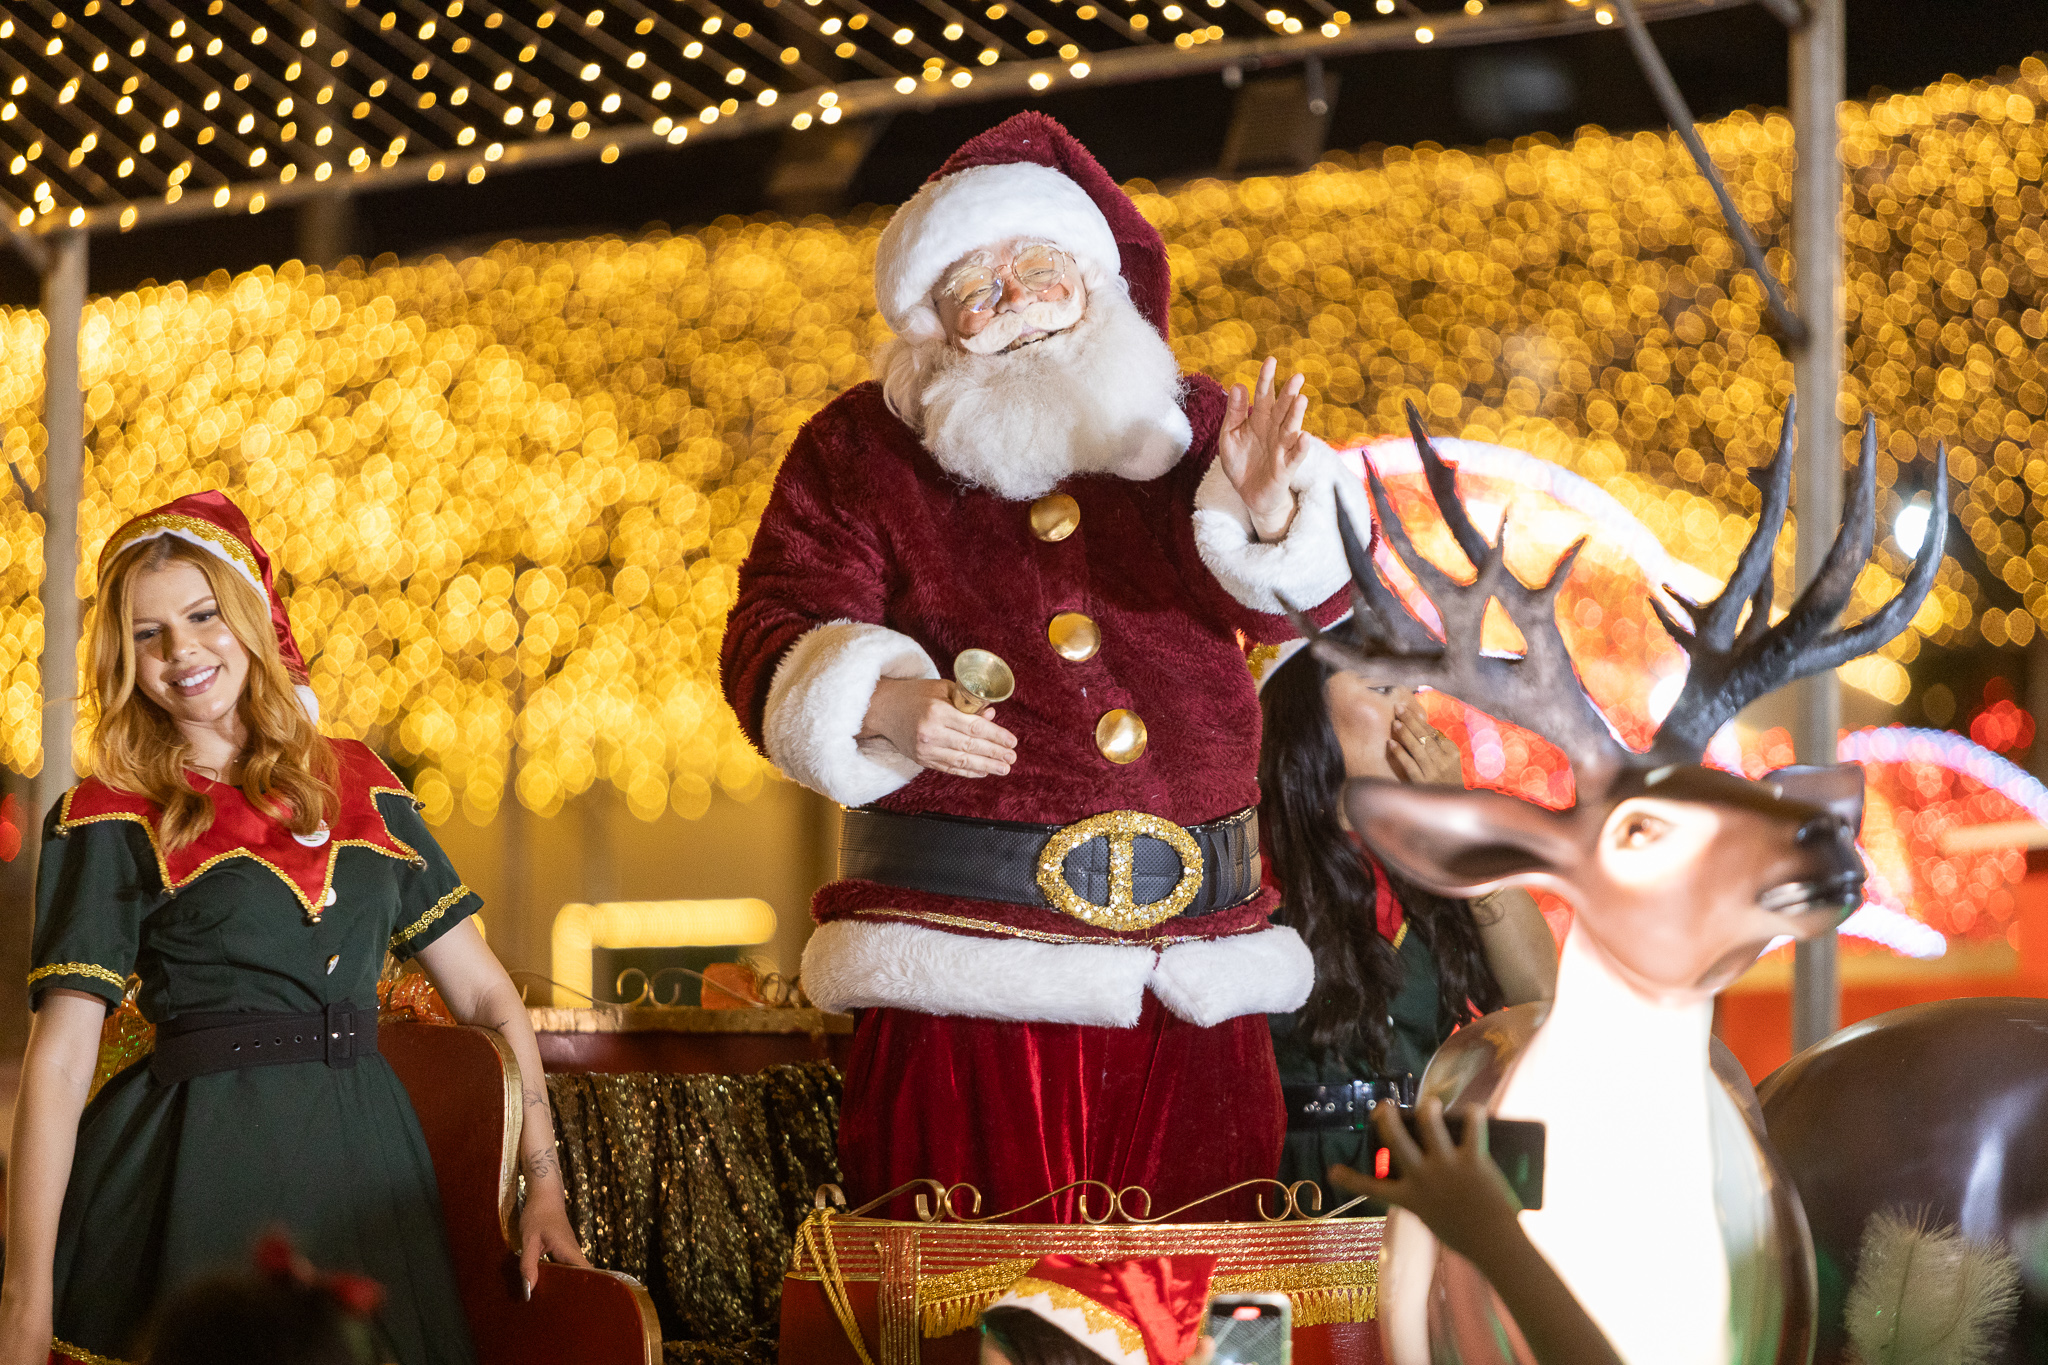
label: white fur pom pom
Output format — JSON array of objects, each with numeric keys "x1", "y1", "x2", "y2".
[{"x1": 1844, "y1": 1208, "x2": 2022, "y2": 1365}]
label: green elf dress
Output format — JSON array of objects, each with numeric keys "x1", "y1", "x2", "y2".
[
  {"x1": 33, "y1": 740, "x2": 479, "y2": 1365},
  {"x1": 31, "y1": 489, "x2": 477, "y2": 1365}
]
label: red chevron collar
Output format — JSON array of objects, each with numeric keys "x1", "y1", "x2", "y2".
[{"x1": 60, "y1": 741, "x2": 420, "y2": 920}]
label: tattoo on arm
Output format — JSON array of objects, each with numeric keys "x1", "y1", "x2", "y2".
[
  {"x1": 527, "y1": 1146, "x2": 559, "y2": 1181},
  {"x1": 523, "y1": 1086, "x2": 550, "y2": 1109}
]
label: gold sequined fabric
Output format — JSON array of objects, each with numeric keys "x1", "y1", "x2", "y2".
[
  {"x1": 549, "y1": 1062, "x2": 841, "y2": 1362},
  {"x1": 90, "y1": 985, "x2": 156, "y2": 1101}
]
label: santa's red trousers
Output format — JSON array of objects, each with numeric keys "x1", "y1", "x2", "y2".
[{"x1": 838, "y1": 991, "x2": 1284, "y2": 1222}]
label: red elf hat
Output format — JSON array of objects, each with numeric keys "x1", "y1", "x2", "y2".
[
  {"x1": 97, "y1": 490, "x2": 318, "y2": 718},
  {"x1": 872, "y1": 111, "x2": 1173, "y2": 343},
  {"x1": 986, "y1": 1254, "x2": 1218, "y2": 1365}
]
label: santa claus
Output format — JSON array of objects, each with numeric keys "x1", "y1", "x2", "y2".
[{"x1": 722, "y1": 113, "x2": 1361, "y2": 1218}]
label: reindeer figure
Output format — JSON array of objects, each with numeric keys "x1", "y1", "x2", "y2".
[{"x1": 1298, "y1": 401, "x2": 1948, "y2": 1365}]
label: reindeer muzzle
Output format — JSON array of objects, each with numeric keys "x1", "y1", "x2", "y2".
[{"x1": 1756, "y1": 868, "x2": 1862, "y2": 920}]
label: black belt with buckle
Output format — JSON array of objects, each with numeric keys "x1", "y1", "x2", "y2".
[
  {"x1": 839, "y1": 804, "x2": 1261, "y2": 931},
  {"x1": 150, "y1": 1001, "x2": 379, "y2": 1084},
  {"x1": 1283, "y1": 1077, "x2": 1418, "y2": 1132}
]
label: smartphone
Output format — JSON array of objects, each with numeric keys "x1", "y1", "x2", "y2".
[
  {"x1": 1372, "y1": 1111, "x2": 1546, "y2": 1211},
  {"x1": 1205, "y1": 1293, "x2": 1290, "y2": 1365}
]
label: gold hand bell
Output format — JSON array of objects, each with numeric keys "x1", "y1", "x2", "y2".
[{"x1": 950, "y1": 648, "x2": 1016, "y2": 715}]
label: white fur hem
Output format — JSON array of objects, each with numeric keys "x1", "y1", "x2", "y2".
[
  {"x1": 762, "y1": 620, "x2": 937, "y2": 807},
  {"x1": 802, "y1": 920, "x2": 1156, "y2": 1026},
  {"x1": 800, "y1": 919, "x2": 1312, "y2": 1028},
  {"x1": 1152, "y1": 926, "x2": 1314, "y2": 1026},
  {"x1": 1192, "y1": 437, "x2": 1364, "y2": 614}
]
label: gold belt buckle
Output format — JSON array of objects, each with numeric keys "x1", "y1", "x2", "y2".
[{"x1": 1035, "y1": 811, "x2": 1206, "y2": 932}]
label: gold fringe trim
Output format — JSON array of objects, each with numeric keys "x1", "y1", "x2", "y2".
[
  {"x1": 28, "y1": 962, "x2": 126, "y2": 992},
  {"x1": 915, "y1": 1257, "x2": 1379, "y2": 1338},
  {"x1": 52, "y1": 1336, "x2": 134, "y2": 1365},
  {"x1": 918, "y1": 1258, "x2": 1037, "y2": 1338}
]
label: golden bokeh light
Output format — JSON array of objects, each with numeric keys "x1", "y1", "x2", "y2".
[{"x1": 0, "y1": 60, "x2": 2044, "y2": 824}]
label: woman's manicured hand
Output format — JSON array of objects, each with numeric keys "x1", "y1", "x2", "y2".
[
  {"x1": 1388, "y1": 698, "x2": 1463, "y2": 786},
  {"x1": 517, "y1": 1176, "x2": 590, "y2": 1296}
]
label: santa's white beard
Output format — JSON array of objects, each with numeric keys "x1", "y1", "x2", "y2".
[{"x1": 876, "y1": 285, "x2": 1193, "y2": 501}]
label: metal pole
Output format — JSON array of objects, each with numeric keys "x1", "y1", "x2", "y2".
[
  {"x1": 29, "y1": 231, "x2": 87, "y2": 852},
  {"x1": 1610, "y1": 0, "x2": 1806, "y2": 345},
  {"x1": 1788, "y1": 0, "x2": 1844, "y2": 1054}
]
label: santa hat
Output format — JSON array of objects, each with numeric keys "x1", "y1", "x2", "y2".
[
  {"x1": 985, "y1": 1255, "x2": 1217, "y2": 1365},
  {"x1": 98, "y1": 490, "x2": 319, "y2": 720},
  {"x1": 874, "y1": 112, "x2": 1173, "y2": 342}
]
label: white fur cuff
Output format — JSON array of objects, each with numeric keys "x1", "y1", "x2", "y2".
[
  {"x1": 1151, "y1": 926, "x2": 1314, "y2": 1027},
  {"x1": 1192, "y1": 437, "x2": 1365, "y2": 615},
  {"x1": 801, "y1": 920, "x2": 1157, "y2": 1027},
  {"x1": 800, "y1": 919, "x2": 1313, "y2": 1028},
  {"x1": 762, "y1": 619, "x2": 938, "y2": 807}
]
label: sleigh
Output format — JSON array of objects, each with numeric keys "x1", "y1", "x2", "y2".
[{"x1": 779, "y1": 1179, "x2": 1387, "y2": 1365}]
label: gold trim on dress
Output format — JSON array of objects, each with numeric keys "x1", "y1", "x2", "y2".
[
  {"x1": 57, "y1": 784, "x2": 419, "y2": 921},
  {"x1": 392, "y1": 883, "x2": 472, "y2": 948},
  {"x1": 51, "y1": 1336, "x2": 134, "y2": 1365},
  {"x1": 28, "y1": 962, "x2": 126, "y2": 991}
]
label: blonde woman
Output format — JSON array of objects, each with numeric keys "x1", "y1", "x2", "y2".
[{"x1": 0, "y1": 492, "x2": 586, "y2": 1365}]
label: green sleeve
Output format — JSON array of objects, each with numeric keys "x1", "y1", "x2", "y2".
[
  {"x1": 30, "y1": 803, "x2": 156, "y2": 1010},
  {"x1": 378, "y1": 793, "x2": 484, "y2": 961}
]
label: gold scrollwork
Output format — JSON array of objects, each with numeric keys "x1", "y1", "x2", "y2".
[
  {"x1": 829, "y1": 1176, "x2": 1369, "y2": 1227},
  {"x1": 1035, "y1": 810, "x2": 1204, "y2": 932}
]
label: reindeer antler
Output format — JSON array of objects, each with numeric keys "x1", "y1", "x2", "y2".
[
  {"x1": 1646, "y1": 407, "x2": 1949, "y2": 763},
  {"x1": 1295, "y1": 400, "x2": 1948, "y2": 801},
  {"x1": 1299, "y1": 401, "x2": 1631, "y2": 791}
]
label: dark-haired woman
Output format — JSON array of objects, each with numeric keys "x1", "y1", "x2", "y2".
[{"x1": 1257, "y1": 641, "x2": 1558, "y2": 1198}]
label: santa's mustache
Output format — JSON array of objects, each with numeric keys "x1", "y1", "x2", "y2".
[{"x1": 955, "y1": 296, "x2": 1087, "y2": 355}]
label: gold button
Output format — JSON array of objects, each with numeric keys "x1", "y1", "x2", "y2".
[
  {"x1": 1095, "y1": 709, "x2": 1148, "y2": 764},
  {"x1": 1048, "y1": 611, "x2": 1100, "y2": 662},
  {"x1": 1030, "y1": 493, "x2": 1080, "y2": 542}
]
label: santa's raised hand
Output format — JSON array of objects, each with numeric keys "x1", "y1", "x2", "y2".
[{"x1": 1219, "y1": 356, "x2": 1312, "y2": 542}]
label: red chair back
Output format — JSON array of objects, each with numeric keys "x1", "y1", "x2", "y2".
[{"x1": 381, "y1": 1021, "x2": 661, "y2": 1365}]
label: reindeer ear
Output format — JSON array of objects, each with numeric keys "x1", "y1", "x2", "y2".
[{"x1": 1342, "y1": 779, "x2": 1582, "y2": 897}]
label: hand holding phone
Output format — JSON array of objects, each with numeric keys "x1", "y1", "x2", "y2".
[
  {"x1": 1373, "y1": 1107, "x2": 1544, "y2": 1211},
  {"x1": 1326, "y1": 1099, "x2": 1538, "y2": 1267}
]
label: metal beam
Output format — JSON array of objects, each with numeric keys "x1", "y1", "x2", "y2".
[
  {"x1": 1788, "y1": 0, "x2": 1845, "y2": 1055},
  {"x1": 1611, "y1": 0, "x2": 1806, "y2": 345},
  {"x1": 29, "y1": 230, "x2": 87, "y2": 867},
  {"x1": 9, "y1": 0, "x2": 1764, "y2": 240},
  {"x1": 6, "y1": 227, "x2": 51, "y2": 274}
]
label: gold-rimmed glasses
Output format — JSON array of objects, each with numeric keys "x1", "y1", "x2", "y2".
[{"x1": 940, "y1": 242, "x2": 1074, "y2": 314}]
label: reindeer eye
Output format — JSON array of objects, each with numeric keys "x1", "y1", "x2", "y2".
[{"x1": 1617, "y1": 813, "x2": 1668, "y2": 849}]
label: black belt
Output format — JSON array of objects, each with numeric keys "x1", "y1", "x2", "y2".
[
  {"x1": 839, "y1": 805, "x2": 1261, "y2": 930},
  {"x1": 1283, "y1": 1077, "x2": 1417, "y2": 1132},
  {"x1": 150, "y1": 1002, "x2": 378, "y2": 1084}
]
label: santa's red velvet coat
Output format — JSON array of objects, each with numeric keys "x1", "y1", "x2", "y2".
[{"x1": 721, "y1": 113, "x2": 1362, "y2": 1217}]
